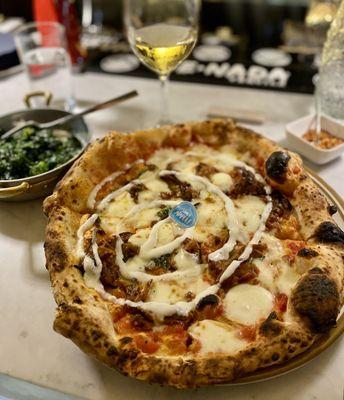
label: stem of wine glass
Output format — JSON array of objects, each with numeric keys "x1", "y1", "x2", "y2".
[
  {"x1": 314, "y1": 74, "x2": 321, "y2": 142},
  {"x1": 158, "y1": 74, "x2": 171, "y2": 126}
]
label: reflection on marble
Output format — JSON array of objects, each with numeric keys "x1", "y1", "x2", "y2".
[{"x1": 0, "y1": 199, "x2": 45, "y2": 242}]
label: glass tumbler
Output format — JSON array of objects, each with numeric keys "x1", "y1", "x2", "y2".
[{"x1": 14, "y1": 22, "x2": 75, "y2": 110}]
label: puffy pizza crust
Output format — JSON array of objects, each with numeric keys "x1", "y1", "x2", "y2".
[{"x1": 44, "y1": 119, "x2": 343, "y2": 388}]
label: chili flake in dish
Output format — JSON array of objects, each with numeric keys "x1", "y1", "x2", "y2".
[{"x1": 302, "y1": 129, "x2": 344, "y2": 150}]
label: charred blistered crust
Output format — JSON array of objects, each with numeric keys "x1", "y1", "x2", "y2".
[
  {"x1": 297, "y1": 248, "x2": 319, "y2": 259},
  {"x1": 265, "y1": 151, "x2": 290, "y2": 183},
  {"x1": 291, "y1": 268, "x2": 340, "y2": 332},
  {"x1": 259, "y1": 312, "x2": 283, "y2": 337},
  {"x1": 328, "y1": 204, "x2": 338, "y2": 216},
  {"x1": 314, "y1": 221, "x2": 344, "y2": 245}
]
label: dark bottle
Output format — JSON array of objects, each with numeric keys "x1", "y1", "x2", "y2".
[{"x1": 54, "y1": 0, "x2": 87, "y2": 70}]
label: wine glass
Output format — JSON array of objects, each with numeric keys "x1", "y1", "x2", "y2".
[{"x1": 124, "y1": 0, "x2": 200, "y2": 126}]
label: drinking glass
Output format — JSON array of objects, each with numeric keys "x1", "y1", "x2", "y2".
[
  {"x1": 124, "y1": 0, "x2": 200, "y2": 125},
  {"x1": 14, "y1": 22, "x2": 75, "y2": 111},
  {"x1": 317, "y1": 0, "x2": 344, "y2": 119}
]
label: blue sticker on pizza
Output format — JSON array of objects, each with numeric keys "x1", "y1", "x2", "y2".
[{"x1": 169, "y1": 201, "x2": 197, "y2": 228}]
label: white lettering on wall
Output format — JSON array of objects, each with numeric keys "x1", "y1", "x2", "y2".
[{"x1": 176, "y1": 61, "x2": 291, "y2": 88}]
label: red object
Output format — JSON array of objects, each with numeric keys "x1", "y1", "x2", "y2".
[
  {"x1": 33, "y1": 0, "x2": 86, "y2": 68},
  {"x1": 275, "y1": 293, "x2": 288, "y2": 313},
  {"x1": 33, "y1": 0, "x2": 58, "y2": 22},
  {"x1": 54, "y1": 0, "x2": 86, "y2": 67},
  {"x1": 134, "y1": 334, "x2": 161, "y2": 354},
  {"x1": 162, "y1": 324, "x2": 186, "y2": 336},
  {"x1": 283, "y1": 240, "x2": 305, "y2": 263},
  {"x1": 239, "y1": 325, "x2": 257, "y2": 342}
]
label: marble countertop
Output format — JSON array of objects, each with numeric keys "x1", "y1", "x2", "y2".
[{"x1": 0, "y1": 72, "x2": 343, "y2": 400}]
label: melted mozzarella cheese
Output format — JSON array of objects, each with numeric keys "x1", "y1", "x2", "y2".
[
  {"x1": 261, "y1": 233, "x2": 284, "y2": 259},
  {"x1": 144, "y1": 177, "x2": 169, "y2": 193},
  {"x1": 149, "y1": 281, "x2": 185, "y2": 303},
  {"x1": 224, "y1": 284, "x2": 274, "y2": 325},
  {"x1": 100, "y1": 192, "x2": 135, "y2": 233},
  {"x1": 128, "y1": 228, "x2": 151, "y2": 246},
  {"x1": 138, "y1": 176, "x2": 170, "y2": 202},
  {"x1": 125, "y1": 208, "x2": 159, "y2": 230},
  {"x1": 148, "y1": 148, "x2": 182, "y2": 169},
  {"x1": 193, "y1": 196, "x2": 226, "y2": 242},
  {"x1": 211, "y1": 172, "x2": 233, "y2": 192},
  {"x1": 254, "y1": 259, "x2": 275, "y2": 291},
  {"x1": 219, "y1": 145, "x2": 241, "y2": 159},
  {"x1": 174, "y1": 248, "x2": 199, "y2": 270},
  {"x1": 234, "y1": 196, "x2": 266, "y2": 243},
  {"x1": 171, "y1": 158, "x2": 198, "y2": 173},
  {"x1": 254, "y1": 233, "x2": 283, "y2": 291},
  {"x1": 105, "y1": 192, "x2": 134, "y2": 217},
  {"x1": 189, "y1": 320, "x2": 247, "y2": 355},
  {"x1": 276, "y1": 265, "x2": 300, "y2": 295},
  {"x1": 253, "y1": 233, "x2": 299, "y2": 295},
  {"x1": 149, "y1": 276, "x2": 209, "y2": 304},
  {"x1": 156, "y1": 221, "x2": 177, "y2": 246},
  {"x1": 124, "y1": 255, "x2": 145, "y2": 273}
]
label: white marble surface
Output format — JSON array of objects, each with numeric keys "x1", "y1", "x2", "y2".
[{"x1": 0, "y1": 72, "x2": 343, "y2": 400}]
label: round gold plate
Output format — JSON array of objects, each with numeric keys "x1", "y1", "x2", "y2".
[{"x1": 223, "y1": 167, "x2": 344, "y2": 385}]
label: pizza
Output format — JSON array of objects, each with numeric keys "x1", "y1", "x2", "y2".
[{"x1": 43, "y1": 119, "x2": 344, "y2": 388}]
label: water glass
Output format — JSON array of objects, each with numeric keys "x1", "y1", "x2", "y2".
[
  {"x1": 14, "y1": 22, "x2": 75, "y2": 111},
  {"x1": 319, "y1": 61, "x2": 344, "y2": 119}
]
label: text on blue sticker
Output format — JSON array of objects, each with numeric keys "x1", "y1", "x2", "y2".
[{"x1": 169, "y1": 201, "x2": 197, "y2": 228}]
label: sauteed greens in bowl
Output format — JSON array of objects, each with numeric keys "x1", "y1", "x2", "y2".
[{"x1": 0, "y1": 126, "x2": 82, "y2": 180}]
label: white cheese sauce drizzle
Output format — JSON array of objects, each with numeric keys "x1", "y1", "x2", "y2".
[
  {"x1": 139, "y1": 217, "x2": 194, "y2": 259},
  {"x1": 76, "y1": 213, "x2": 99, "y2": 259},
  {"x1": 115, "y1": 235, "x2": 202, "y2": 283},
  {"x1": 116, "y1": 199, "x2": 180, "y2": 234},
  {"x1": 87, "y1": 171, "x2": 121, "y2": 210},
  {"x1": 77, "y1": 151, "x2": 272, "y2": 320},
  {"x1": 87, "y1": 159, "x2": 144, "y2": 209}
]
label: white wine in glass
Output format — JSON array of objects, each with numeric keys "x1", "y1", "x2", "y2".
[{"x1": 124, "y1": 0, "x2": 199, "y2": 126}]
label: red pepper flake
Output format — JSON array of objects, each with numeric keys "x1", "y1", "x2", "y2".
[
  {"x1": 275, "y1": 293, "x2": 288, "y2": 313},
  {"x1": 256, "y1": 157, "x2": 265, "y2": 173},
  {"x1": 162, "y1": 324, "x2": 186, "y2": 336},
  {"x1": 190, "y1": 338, "x2": 202, "y2": 353},
  {"x1": 111, "y1": 306, "x2": 127, "y2": 322},
  {"x1": 285, "y1": 241, "x2": 305, "y2": 262},
  {"x1": 198, "y1": 304, "x2": 224, "y2": 320},
  {"x1": 287, "y1": 241, "x2": 304, "y2": 254},
  {"x1": 238, "y1": 325, "x2": 256, "y2": 342},
  {"x1": 134, "y1": 334, "x2": 161, "y2": 354}
]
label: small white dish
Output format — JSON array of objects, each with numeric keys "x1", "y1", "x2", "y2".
[
  {"x1": 100, "y1": 54, "x2": 140, "y2": 73},
  {"x1": 286, "y1": 114, "x2": 344, "y2": 165},
  {"x1": 252, "y1": 48, "x2": 292, "y2": 67},
  {"x1": 193, "y1": 45, "x2": 231, "y2": 62}
]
